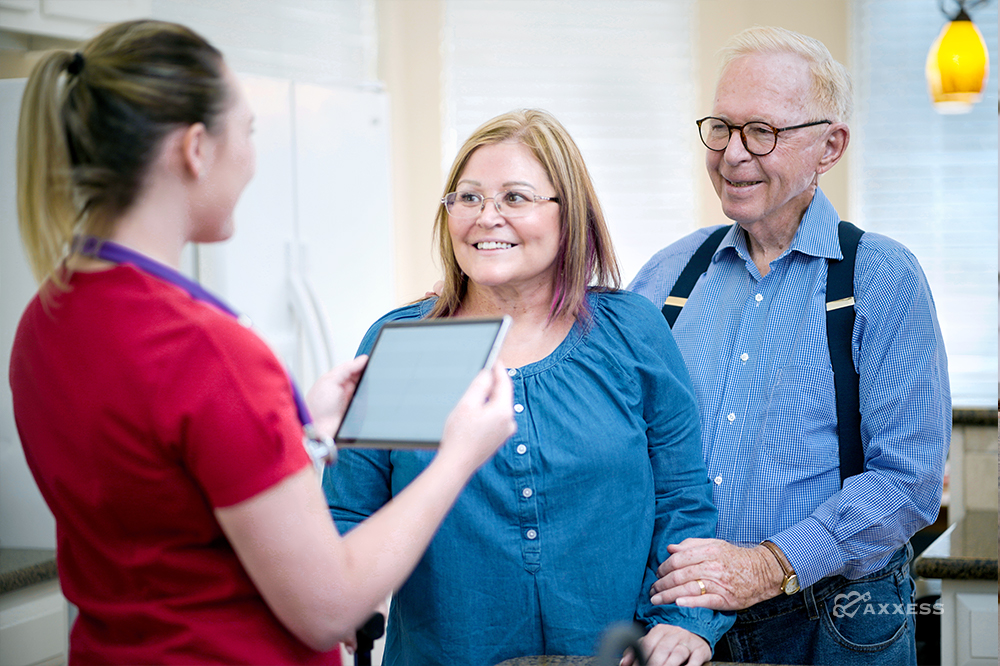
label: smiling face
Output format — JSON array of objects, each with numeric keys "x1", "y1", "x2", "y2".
[
  {"x1": 708, "y1": 52, "x2": 833, "y2": 235},
  {"x1": 448, "y1": 141, "x2": 562, "y2": 302}
]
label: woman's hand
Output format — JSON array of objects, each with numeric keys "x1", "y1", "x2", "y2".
[
  {"x1": 621, "y1": 624, "x2": 712, "y2": 666},
  {"x1": 304, "y1": 355, "x2": 368, "y2": 438},
  {"x1": 436, "y1": 362, "x2": 516, "y2": 474}
]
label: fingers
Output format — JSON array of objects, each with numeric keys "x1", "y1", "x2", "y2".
[
  {"x1": 650, "y1": 576, "x2": 709, "y2": 606},
  {"x1": 641, "y1": 625, "x2": 712, "y2": 666},
  {"x1": 439, "y1": 364, "x2": 516, "y2": 472},
  {"x1": 486, "y1": 362, "x2": 514, "y2": 411},
  {"x1": 658, "y1": 538, "x2": 719, "y2": 576},
  {"x1": 304, "y1": 355, "x2": 370, "y2": 438}
]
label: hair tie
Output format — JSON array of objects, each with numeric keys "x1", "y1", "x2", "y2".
[{"x1": 67, "y1": 52, "x2": 85, "y2": 76}]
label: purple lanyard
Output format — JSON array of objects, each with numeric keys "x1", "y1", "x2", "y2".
[{"x1": 75, "y1": 236, "x2": 315, "y2": 429}]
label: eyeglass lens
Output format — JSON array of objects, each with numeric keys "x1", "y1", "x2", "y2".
[
  {"x1": 699, "y1": 118, "x2": 777, "y2": 156},
  {"x1": 445, "y1": 190, "x2": 538, "y2": 218}
]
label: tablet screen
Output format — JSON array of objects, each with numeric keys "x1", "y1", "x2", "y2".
[{"x1": 335, "y1": 317, "x2": 510, "y2": 448}]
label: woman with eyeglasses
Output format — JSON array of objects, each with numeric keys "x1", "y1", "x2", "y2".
[
  {"x1": 324, "y1": 109, "x2": 734, "y2": 666},
  {"x1": 10, "y1": 20, "x2": 516, "y2": 664}
]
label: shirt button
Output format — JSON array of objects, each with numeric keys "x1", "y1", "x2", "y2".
[
  {"x1": 740, "y1": 353, "x2": 749, "y2": 362},
  {"x1": 516, "y1": 444, "x2": 527, "y2": 455},
  {"x1": 526, "y1": 529, "x2": 537, "y2": 540},
  {"x1": 514, "y1": 404, "x2": 524, "y2": 413},
  {"x1": 755, "y1": 293, "x2": 763, "y2": 302},
  {"x1": 727, "y1": 413, "x2": 736, "y2": 422},
  {"x1": 714, "y1": 475, "x2": 723, "y2": 485},
  {"x1": 522, "y1": 487, "x2": 533, "y2": 498},
  {"x1": 507, "y1": 368, "x2": 517, "y2": 377}
]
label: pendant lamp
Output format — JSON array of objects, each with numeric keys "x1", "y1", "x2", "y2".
[{"x1": 925, "y1": 0, "x2": 990, "y2": 113}]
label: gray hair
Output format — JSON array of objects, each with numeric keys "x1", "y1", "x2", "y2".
[{"x1": 719, "y1": 26, "x2": 853, "y2": 123}]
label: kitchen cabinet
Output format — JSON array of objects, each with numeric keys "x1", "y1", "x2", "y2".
[
  {"x1": 0, "y1": 549, "x2": 67, "y2": 666},
  {"x1": 0, "y1": 0, "x2": 150, "y2": 41}
]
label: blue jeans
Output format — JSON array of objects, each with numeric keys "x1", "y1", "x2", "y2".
[{"x1": 713, "y1": 544, "x2": 916, "y2": 666}]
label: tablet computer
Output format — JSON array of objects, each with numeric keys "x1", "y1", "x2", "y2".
[{"x1": 334, "y1": 316, "x2": 512, "y2": 448}]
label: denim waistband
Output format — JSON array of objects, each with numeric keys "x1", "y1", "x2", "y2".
[{"x1": 731, "y1": 543, "x2": 913, "y2": 625}]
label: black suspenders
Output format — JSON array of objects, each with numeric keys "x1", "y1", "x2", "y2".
[{"x1": 660, "y1": 221, "x2": 865, "y2": 486}]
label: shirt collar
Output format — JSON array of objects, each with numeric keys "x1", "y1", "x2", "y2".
[{"x1": 714, "y1": 187, "x2": 843, "y2": 264}]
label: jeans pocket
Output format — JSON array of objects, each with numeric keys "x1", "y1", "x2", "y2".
[
  {"x1": 820, "y1": 567, "x2": 913, "y2": 652},
  {"x1": 821, "y1": 568, "x2": 913, "y2": 653}
]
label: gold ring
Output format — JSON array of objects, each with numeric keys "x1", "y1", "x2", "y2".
[{"x1": 697, "y1": 579, "x2": 707, "y2": 595}]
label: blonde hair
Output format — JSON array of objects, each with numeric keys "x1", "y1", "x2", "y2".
[
  {"x1": 429, "y1": 109, "x2": 620, "y2": 322},
  {"x1": 17, "y1": 20, "x2": 227, "y2": 289},
  {"x1": 719, "y1": 26, "x2": 853, "y2": 123}
]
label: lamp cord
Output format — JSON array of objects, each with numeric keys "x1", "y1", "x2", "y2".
[{"x1": 939, "y1": 0, "x2": 991, "y2": 21}]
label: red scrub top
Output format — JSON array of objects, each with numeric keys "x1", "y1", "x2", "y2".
[{"x1": 10, "y1": 264, "x2": 340, "y2": 665}]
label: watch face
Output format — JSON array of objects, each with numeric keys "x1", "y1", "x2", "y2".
[{"x1": 784, "y1": 575, "x2": 801, "y2": 594}]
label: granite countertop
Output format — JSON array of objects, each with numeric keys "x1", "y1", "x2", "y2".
[
  {"x1": 0, "y1": 548, "x2": 58, "y2": 594},
  {"x1": 494, "y1": 658, "x2": 793, "y2": 666},
  {"x1": 951, "y1": 408, "x2": 997, "y2": 426},
  {"x1": 913, "y1": 510, "x2": 999, "y2": 580}
]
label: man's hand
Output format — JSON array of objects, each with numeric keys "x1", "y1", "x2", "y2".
[
  {"x1": 650, "y1": 538, "x2": 784, "y2": 611},
  {"x1": 621, "y1": 624, "x2": 711, "y2": 666}
]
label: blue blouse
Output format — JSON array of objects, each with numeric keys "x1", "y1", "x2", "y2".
[{"x1": 323, "y1": 290, "x2": 733, "y2": 666}]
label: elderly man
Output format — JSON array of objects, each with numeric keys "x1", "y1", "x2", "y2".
[{"x1": 628, "y1": 26, "x2": 950, "y2": 666}]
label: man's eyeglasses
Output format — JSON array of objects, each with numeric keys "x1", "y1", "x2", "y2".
[
  {"x1": 442, "y1": 190, "x2": 560, "y2": 219},
  {"x1": 696, "y1": 117, "x2": 832, "y2": 156}
]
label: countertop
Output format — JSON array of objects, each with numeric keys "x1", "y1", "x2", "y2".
[
  {"x1": 913, "y1": 510, "x2": 999, "y2": 580},
  {"x1": 495, "y1": 658, "x2": 793, "y2": 666},
  {"x1": 950, "y1": 408, "x2": 997, "y2": 426},
  {"x1": 0, "y1": 548, "x2": 57, "y2": 594}
]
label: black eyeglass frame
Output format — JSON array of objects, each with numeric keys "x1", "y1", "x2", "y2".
[{"x1": 695, "y1": 117, "x2": 833, "y2": 156}]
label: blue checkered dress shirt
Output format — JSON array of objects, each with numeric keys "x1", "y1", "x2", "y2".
[{"x1": 628, "y1": 188, "x2": 951, "y2": 588}]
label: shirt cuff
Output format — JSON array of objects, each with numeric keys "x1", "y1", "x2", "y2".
[{"x1": 770, "y1": 518, "x2": 845, "y2": 589}]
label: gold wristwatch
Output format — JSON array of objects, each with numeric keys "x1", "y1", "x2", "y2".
[{"x1": 761, "y1": 540, "x2": 800, "y2": 595}]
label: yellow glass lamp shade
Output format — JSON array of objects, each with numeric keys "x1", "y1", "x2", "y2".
[{"x1": 925, "y1": 18, "x2": 990, "y2": 113}]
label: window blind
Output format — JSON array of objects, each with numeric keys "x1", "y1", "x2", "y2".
[
  {"x1": 442, "y1": 0, "x2": 697, "y2": 283},
  {"x1": 851, "y1": 0, "x2": 998, "y2": 407}
]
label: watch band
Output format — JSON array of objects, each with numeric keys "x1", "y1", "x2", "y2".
[
  {"x1": 304, "y1": 424, "x2": 338, "y2": 467},
  {"x1": 761, "y1": 540, "x2": 800, "y2": 595}
]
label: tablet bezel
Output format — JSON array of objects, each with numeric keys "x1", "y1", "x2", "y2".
[{"x1": 333, "y1": 315, "x2": 511, "y2": 449}]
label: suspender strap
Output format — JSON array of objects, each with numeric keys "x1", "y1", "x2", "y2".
[
  {"x1": 661, "y1": 220, "x2": 866, "y2": 486},
  {"x1": 660, "y1": 225, "x2": 731, "y2": 326},
  {"x1": 826, "y1": 221, "x2": 865, "y2": 485}
]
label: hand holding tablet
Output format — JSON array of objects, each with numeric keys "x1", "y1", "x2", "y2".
[{"x1": 335, "y1": 316, "x2": 512, "y2": 448}]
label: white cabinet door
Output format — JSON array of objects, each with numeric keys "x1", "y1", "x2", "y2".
[{"x1": 0, "y1": 580, "x2": 68, "y2": 666}]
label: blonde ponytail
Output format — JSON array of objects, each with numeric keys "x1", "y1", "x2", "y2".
[{"x1": 17, "y1": 50, "x2": 79, "y2": 287}]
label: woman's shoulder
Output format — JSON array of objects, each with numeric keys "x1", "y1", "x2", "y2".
[
  {"x1": 584, "y1": 289, "x2": 678, "y2": 355},
  {"x1": 356, "y1": 298, "x2": 435, "y2": 355},
  {"x1": 589, "y1": 289, "x2": 668, "y2": 328}
]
